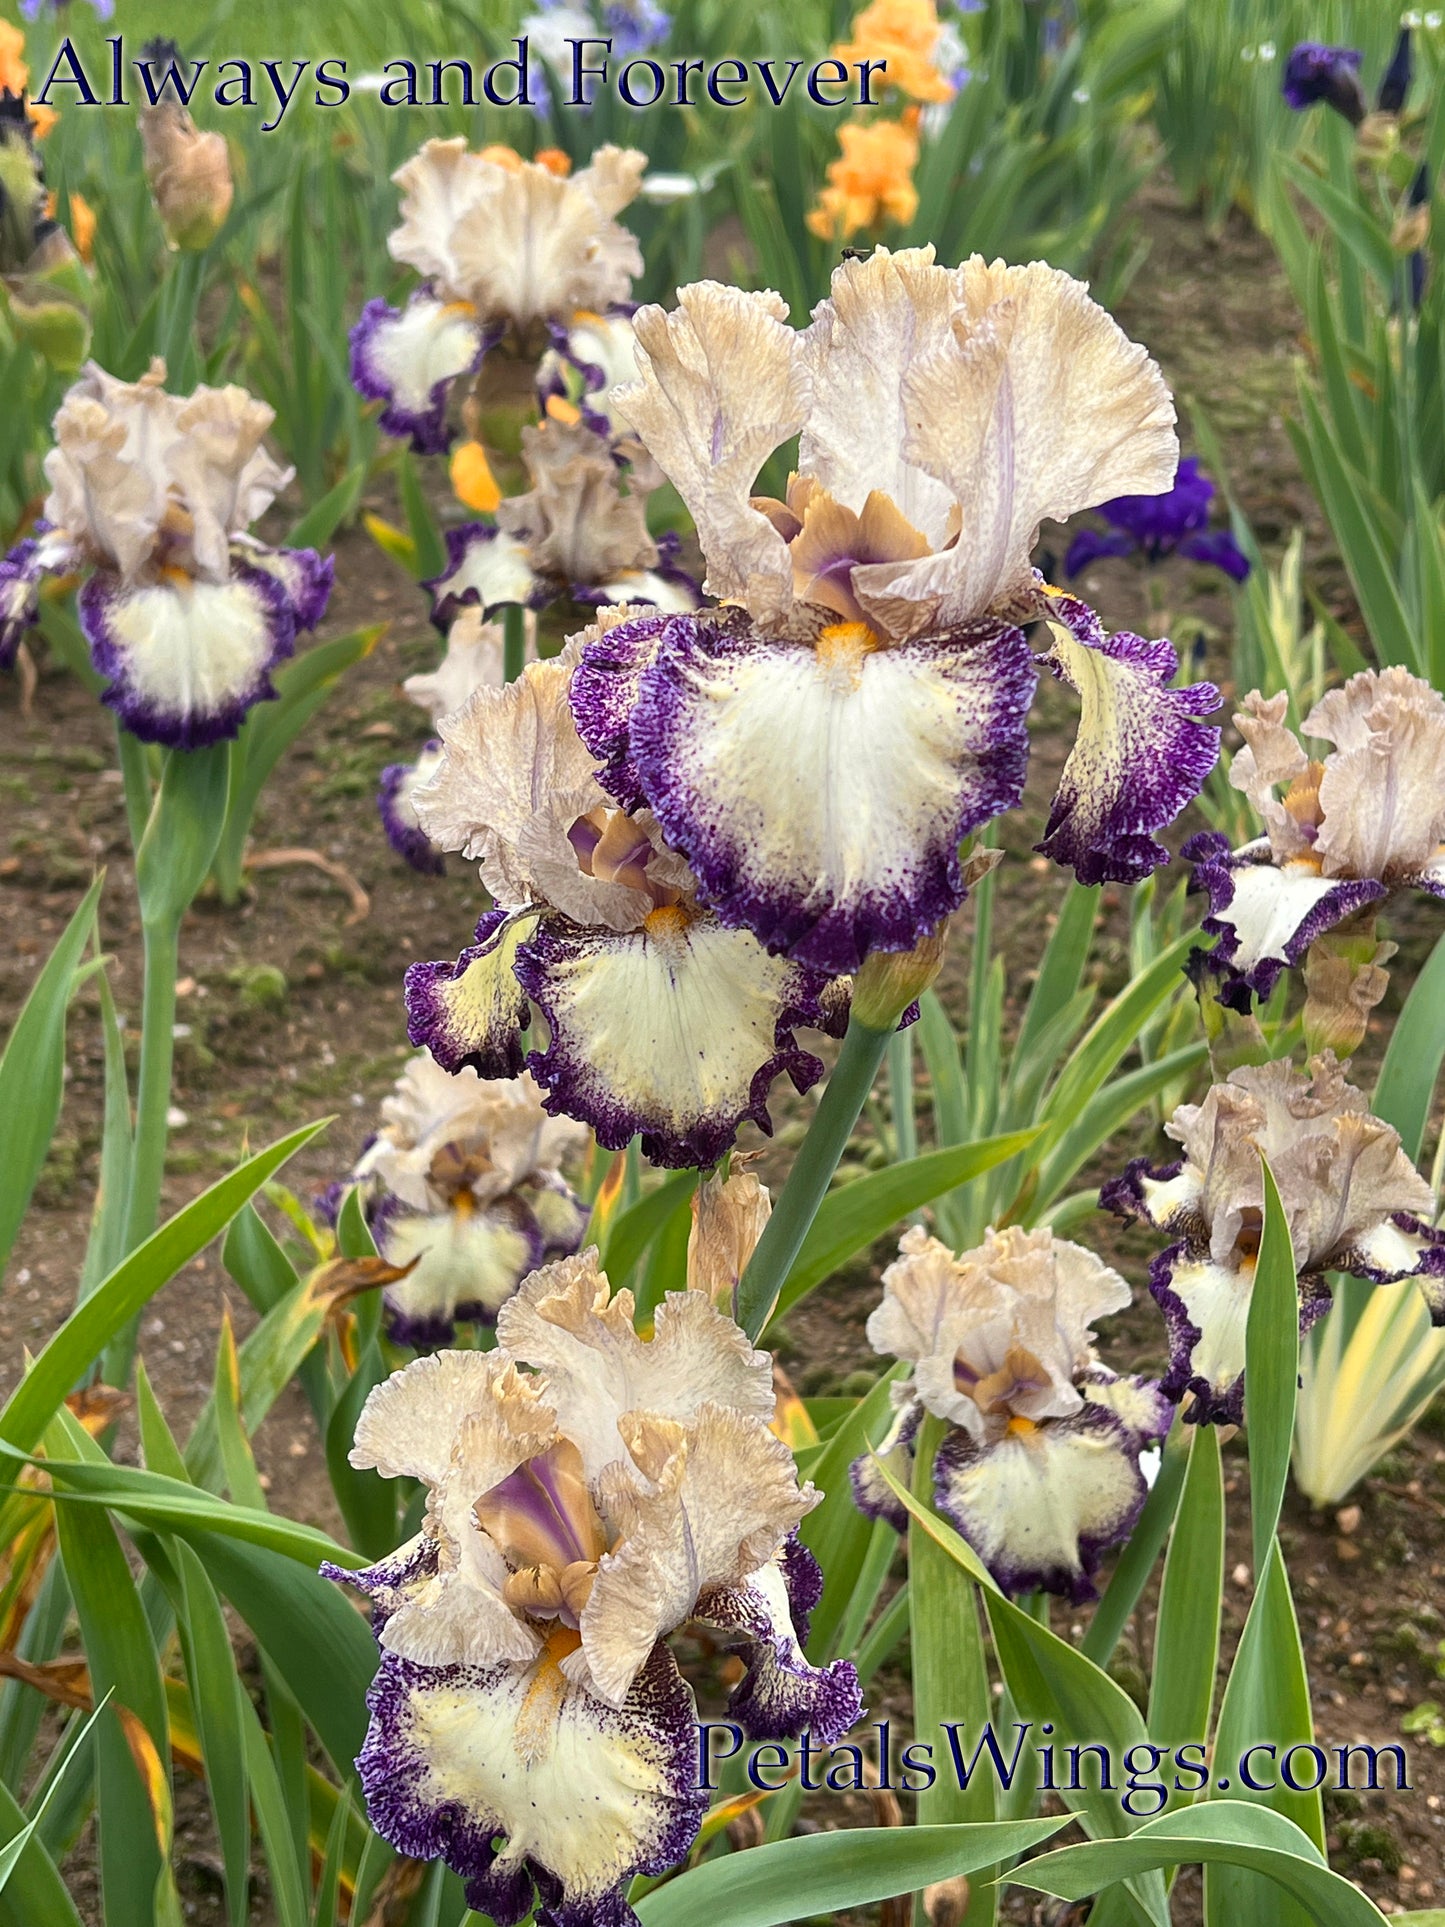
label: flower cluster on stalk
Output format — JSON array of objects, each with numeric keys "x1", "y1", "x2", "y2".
[{"x1": 325, "y1": 1251, "x2": 860, "y2": 1927}]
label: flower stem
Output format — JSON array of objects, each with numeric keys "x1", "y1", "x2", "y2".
[
  {"x1": 115, "y1": 721, "x2": 152, "y2": 854},
  {"x1": 104, "y1": 915, "x2": 179, "y2": 1384},
  {"x1": 503, "y1": 602, "x2": 526, "y2": 682},
  {"x1": 735, "y1": 1016, "x2": 893, "y2": 1341}
]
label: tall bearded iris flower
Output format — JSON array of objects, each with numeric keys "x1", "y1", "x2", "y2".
[
  {"x1": 1064, "y1": 455, "x2": 1250, "y2": 584},
  {"x1": 852, "y1": 1225, "x2": 1170, "y2": 1600},
  {"x1": 0, "y1": 359, "x2": 331, "y2": 745},
  {"x1": 404, "y1": 613, "x2": 844, "y2": 1169},
  {"x1": 350, "y1": 140, "x2": 647, "y2": 453},
  {"x1": 324, "y1": 1251, "x2": 860, "y2": 1926},
  {"x1": 1187, "y1": 672, "x2": 1445, "y2": 1010},
  {"x1": 571, "y1": 248, "x2": 1220, "y2": 976},
  {"x1": 1103, "y1": 1055, "x2": 1445, "y2": 1424},
  {"x1": 423, "y1": 416, "x2": 699, "y2": 626},
  {"x1": 343, "y1": 1051, "x2": 588, "y2": 1347}
]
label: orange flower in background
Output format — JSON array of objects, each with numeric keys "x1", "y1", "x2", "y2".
[
  {"x1": 68, "y1": 191, "x2": 96, "y2": 263},
  {"x1": 833, "y1": 0, "x2": 956, "y2": 104},
  {"x1": 0, "y1": 20, "x2": 27, "y2": 94},
  {"x1": 535, "y1": 147, "x2": 572, "y2": 177},
  {"x1": 477, "y1": 143, "x2": 524, "y2": 172},
  {"x1": 806, "y1": 113, "x2": 921, "y2": 241},
  {"x1": 0, "y1": 21, "x2": 56, "y2": 135},
  {"x1": 450, "y1": 439, "x2": 502, "y2": 514}
]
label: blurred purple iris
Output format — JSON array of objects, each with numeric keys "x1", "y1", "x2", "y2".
[
  {"x1": 1064, "y1": 458, "x2": 1251, "y2": 584},
  {"x1": 1282, "y1": 28, "x2": 1411, "y2": 126},
  {"x1": 20, "y1": 0, "x2": 115, "y2": 17}
]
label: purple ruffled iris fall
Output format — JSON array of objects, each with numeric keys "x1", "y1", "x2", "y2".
[
  {"x1": 1064, "y1": 457, "x2": 1250, "y2": 584},
  {"x1": 323, "y1": 1253, "x2": 861, "y2": 1926}
]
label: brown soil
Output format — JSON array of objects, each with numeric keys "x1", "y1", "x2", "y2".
[{"x1": 2, "y1": 176, "x2": 1443, "y2": 1922}]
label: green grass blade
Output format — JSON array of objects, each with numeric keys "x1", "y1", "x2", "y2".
[
  {"x1": 174, "y1": 1541, "x2": 251, "y2": 1927},
  {"x1": 0, "y1": 876, "x2": 101, "y2": 1278},
  {"x1": 1148, "y1": 1426, "x2": 1224, "y2": 1757},
  {"x1": 0, "y1": 1119, "x2": 330, "y2": 1456},
  {"x1": 1246, "y1": 1159, "x2": 1299, "y2": 1578}
]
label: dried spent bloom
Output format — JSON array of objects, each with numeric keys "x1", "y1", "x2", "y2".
[
  {"x1": 1187, "y1": 672, "x2": 1445, "y2": 1009},
  {"x1": 1103, "y1": 1055, "x2": 1445, "y2": 1425},
  {"x1": 138, "y1": 95, "x2": 233, "y2": 251},
  {"x1": 1064, "y1": 455, "x2": 1250, "y2": 584},
  {"x1": 579, "y1": 249, "x2": 1218, "y2": 975},
  {"x1": 0, "y1": 359, "x2": 331, "y2": 744},
  {"x1": 377, "y1": 607, "x2": 536, "y2": 875},
  {"x1": 423, "y1": 417, "x2": 699, "y2": 625},
  {"x1": 852, "y1": 1225, "x2": 1170, "y2": 1600},
  {"x1": 833, "y1": 0, "x2": 958, "y2": 104},
  {"x1": 685, "y1": 1165, "x2": 772, "y2": 1314},
  {"x1": 324, "y1": 1251, "x2": 860, "y2": 1925},
  {"x1": 350, "y1": 141, "x2": 646, "y2": 453},
  {"x1": 405, "y1": 617, "x2": 846, "y2": 1169},
  {"x1": 806, "y1": 116, "x2": 922, "y2": 243},
  {"x1": 343, "y1": 1054, "x2": 587, "y2": 1348}
]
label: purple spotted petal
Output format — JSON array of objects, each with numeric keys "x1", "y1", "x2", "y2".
[
  {"x1": 405, "y1": 909, "x2": 535, "y2": 1079},
  {"x1": 350, "y1": 292, "x2": 494, "y2": 455},
  {"x1": 848, "y1": 1399, "x2": 922, "y2": 1534},
  {"x1": 322, "y1": 1535, "x2": 440, "y2": 1641},
  {"x1": 79, "y1": 563, "x2": 295, "y2": 749},
  {"x1": 355, "y1": 1645, "x2": 706, "y2": 1927},
  {"x1": 627, "y1": 615, "x2": 1035, "y2": 974},
  {"x1": 696, "y1": 1544, "x2": 863, "y2": 1745},
  {"x1": 1184, "y1": 829, "x2": 1386, "y2": 1011},
  {"x1": 1035, "y1": 594, "x2": 1221, "y2": 886},
  {"x1": 515, "y1": 910, "x2": 829, "y2": 1170},
  {"x1": 568, "y1": 608, "x2": 690, "y2": 808}
]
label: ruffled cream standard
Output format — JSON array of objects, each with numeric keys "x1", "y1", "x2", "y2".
[{"x1": 349, "y1": 141, "x2": 647, "y2": 452}]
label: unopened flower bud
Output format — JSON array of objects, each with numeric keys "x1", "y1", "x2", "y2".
[
  {"x1": 687, "y1": 1166, "x2": 771, "y2": 1313},
  {"x1": 1356, "y1": 111, "x2": 1400, "y2": 162},
  {"x1": 139, "y1": 99, "x2": 232, "y2": 251},
  {"x1": 852, "y1": 922, "x2": 949, "y2": 1030},
  {"x1": 1302, "y1": 926, "x2": 1395, "y2": 1059}
]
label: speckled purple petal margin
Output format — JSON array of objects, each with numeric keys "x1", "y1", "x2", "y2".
[
  {"x1": 1184, "y1": 829, "x2": 1386, "y2": 1011},
  {"x1": 1036, "y1": 594, "x2": 1221, "y2": 886},
  {"x1": 349, "y1": 293, "x2": 494, "y2": 455},
  {"x1": 79, "y1": 562, "x2": 296, "y2": 750},
  {"x1": 405, "y1": 909, "x2": 532, "y2": 1079},
  {"x1": 378, "y1": 756, "x2": 447, "y2": 877},
  {"x1": 568, "y1": 608, "x2": 694, "y2": 809},
  {"x1": 626, "y1": 616, "x2": 1035, "y2": 975},
  {"x1": 933, "y1": 1404, "x2": 1148, "y2": 1603},
  {"x1": 0, "y1": 537, "x2": 44, "y2": 669},
  {"x1": 697, "y1": 1552, "x2": 863, "y2": 1745},
  {"x1": 355, "y1": 1644, "x2": 706, "y2": 1927},
  {"x1": 514, "y1": 914, "x2": 829, "y2": 1170}
]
